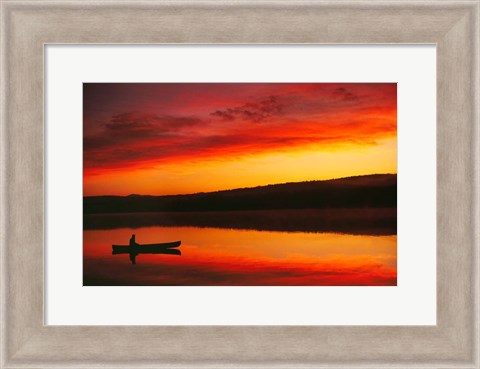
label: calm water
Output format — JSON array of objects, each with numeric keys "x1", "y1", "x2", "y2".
[{"x1": 83, "y1": 224, "x2": 396, "y2": 286}]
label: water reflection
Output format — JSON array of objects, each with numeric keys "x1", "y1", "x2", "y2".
[
  {"x1": 83, "y1": 225, "x2": 396, "y2": 286},
  {"x1": 84, "y1": 208, "x2": 396, "y2": 235}
]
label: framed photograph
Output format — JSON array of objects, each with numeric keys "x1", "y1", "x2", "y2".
[
  {"x1": 1, "y1": 1, "x2": 478, "y2": 368},
  {"x1": 82, "y1": 81, "x2": 398, "y2": 287}
]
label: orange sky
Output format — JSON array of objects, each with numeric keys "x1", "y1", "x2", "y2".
[{"x1": 83, "y1": 83, "x2": 397, "y2": 196}]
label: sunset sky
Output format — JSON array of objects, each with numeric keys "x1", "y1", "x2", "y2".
[{"x1": 83, "y1": 83, "x2": 397, "y2": 196}]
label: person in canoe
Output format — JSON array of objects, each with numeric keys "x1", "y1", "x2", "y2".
[
  {"x1": 129, "y1": 234, "x2": 139, "y2": 247},
  {"x1": 129, "y1": 234, "x2": 139, "y2": 264},
  {"x1": 111, "y1": 235, "x2": 181, "y2": 264}
]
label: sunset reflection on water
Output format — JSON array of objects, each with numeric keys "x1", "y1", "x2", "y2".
[{"x1": 83, "y1": 226, "x2": 396, "y2": 286}]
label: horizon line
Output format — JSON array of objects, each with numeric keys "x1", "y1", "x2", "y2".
[{"x1": 83, "y1": 172, "x2": 397, "y2": 198}]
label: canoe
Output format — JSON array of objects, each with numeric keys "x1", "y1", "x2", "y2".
[
  {"x1": 112, "y1": 241, "x2": 181, "y2": 254},
  {"x1": 112, "y1": 247, "x2": 181, "y2": 256}
]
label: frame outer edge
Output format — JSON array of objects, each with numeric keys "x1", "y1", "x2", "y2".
[
  {"x1": 1, "y1": 1, "x2": 480, "y2": 369},
  {"x1": 0, "y1": 0, "x2": 6, "y2": 367},
  {"x1": 474, "y1": 2, "x2": 480, "y2": 368}
]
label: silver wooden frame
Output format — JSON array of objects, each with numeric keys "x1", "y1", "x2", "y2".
[{"x1": 1, "y1": 1, "x2": 479, "y2": 368}]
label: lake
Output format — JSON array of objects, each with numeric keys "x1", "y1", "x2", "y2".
[{"x1": 83, "y1": 211, "x2": 396, "y2": 286}]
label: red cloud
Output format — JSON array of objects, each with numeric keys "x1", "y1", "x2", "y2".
[{"x1": 84, "y1": 83, "x2": 396, "y2": 175}]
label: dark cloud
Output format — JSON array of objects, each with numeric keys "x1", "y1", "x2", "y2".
[
  {"x1": 84, "y1": 112, "x2": 201, "y2": 156},
  {"x1": 106, "y1": 112, "x2": 200, "y2": 133},
  {"x1": 331, "y1": 87, "x2": 359, "y2": 101},
  {"x1": 210, "y1": 95, "x2": 283, "y2": 122}
]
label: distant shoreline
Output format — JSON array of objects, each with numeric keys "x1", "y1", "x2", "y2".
[
  {"x1": 84, "y1": 173, "x2": 398, "y2": 198},
  {"x1": 84, "y1": 173, "x2": 397, "y2": 215}
]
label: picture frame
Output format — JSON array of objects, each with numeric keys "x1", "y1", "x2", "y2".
[{"x1": 1, "y1": 1, "x2": 478, "y2": 368}]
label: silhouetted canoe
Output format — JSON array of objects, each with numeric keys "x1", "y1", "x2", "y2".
[
  {"x1": 112, "y1": 241, "x2": 181, "y2": 254},
  {"x1": 112, "y1": 247, "x2": 181, "y2": 256}
]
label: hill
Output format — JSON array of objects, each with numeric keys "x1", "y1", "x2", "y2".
[{"x1": 83, "y1": 174, "x2": 397, "y2": 214}]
